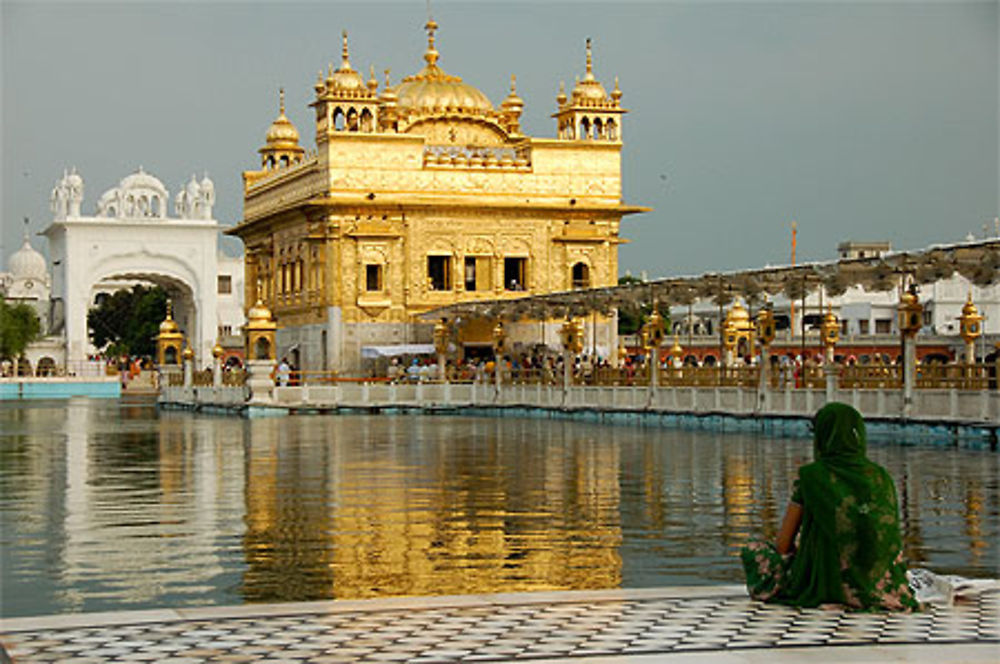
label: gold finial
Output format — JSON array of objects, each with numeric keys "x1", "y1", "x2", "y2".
[
  {"x1": 368, "y1": 65, "x2": 378, "y2": 90},
  {"x1": 327, "y1": 63, "x2": 334, "y2": 79},
  {"x1": 611, "y1": 76, "x2": 622, "y2": 102},
  {"x1": 278, "y1": 87, "x2": 285, "y2": 115},
  {"x1": 424, "y1": 18, "x2": 439, "y2": 66},
  {"x1": 166, "y1": 298, "x2": 174, "y2": 319},
  {"x1": 585, "y1": 37, "x2": 594, "y2": 80},
  {"x1": 510, "y1": 74, "x2": 517, "y2": 93},
  {"x1": 384, "y1": 68, "x2": 392, "y2": 87},
  {"x1": 341, "y1": 30, "x2": 351, "y2": 68}
]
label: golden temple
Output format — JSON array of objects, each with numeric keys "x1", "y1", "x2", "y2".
[{"x1": 229, "y1": 21, "x2": 647, "y2": 372}]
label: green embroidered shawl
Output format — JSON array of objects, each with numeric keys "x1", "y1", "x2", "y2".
[{"x1": 779, "y1": 402, "x2": 915, "y2": 609}]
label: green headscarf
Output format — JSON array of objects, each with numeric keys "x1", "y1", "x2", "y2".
[{"x1": 778, "y1": 402, "x2": 917, "y2": 610}]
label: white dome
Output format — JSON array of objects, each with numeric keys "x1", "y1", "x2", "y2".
[
  {"x1": 118, "y1": 167, "x2": 168, "y2": 197},
  {"x1": 9, "y1": 237, "x2": 48, "y2": 281}
]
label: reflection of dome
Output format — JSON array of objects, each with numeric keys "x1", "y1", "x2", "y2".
[
  {"x1": 265, "y1": 89, "x2": 301, "y2": 147},
  {"x1": 9, "y1": 236, "x2": 48, "y2": 281},
  {"x1": 395, "y1": 20, "x2": 494, "y2": 116}
]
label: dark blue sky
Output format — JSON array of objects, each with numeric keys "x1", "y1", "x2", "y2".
[{"x1": 2, "y1": 1, "x2": 997, "y2": 277}]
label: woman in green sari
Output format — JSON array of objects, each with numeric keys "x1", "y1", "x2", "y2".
[{"x1": 741, "y1": 402, "x2": 918, "y2": 611}]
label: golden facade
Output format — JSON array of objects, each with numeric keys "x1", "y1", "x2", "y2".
[{"x1": 229, "y1": 22, "x2": 646, "y2": 371}]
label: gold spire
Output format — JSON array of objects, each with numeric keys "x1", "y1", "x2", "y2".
[
  {"x1": 368, "y1": 65, "x2": 378, "y2": 92},
  {"x1": 424, "y1": 18, "x2": 439, "y2": 66},
  {"x1": 585, "y1": 37, "x2": 594, "y2": 80},
  {"x1": 279, "y1": 87, "x2": 286, "y2": 115},
  {"x1": 503, "y1": 74, "x2": 523, "y2": 107},
  {"x1": 341, "y1": 30, "x2": 351, "y2": 69}
]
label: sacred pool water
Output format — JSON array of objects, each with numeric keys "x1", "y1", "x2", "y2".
[{"x1": 1, "y1": 398, "x2": 997, "y2": 618}]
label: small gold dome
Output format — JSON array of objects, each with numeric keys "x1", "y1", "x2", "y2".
[
  {"x1": 962, "y1": 292, "x2": 980, "y2": 318},
  {"x1": 213, "y1": 343, "x2": 224, "y2": 359},
  {"x1": 380, "y1": 69, "x2": 398, "y2": 104},
  {"x1": 726, "y1": 300, "x2": 751, "y2": 326},
  {"x1": 571, "y1": 39, "x2": 609, "y2": 104},
  {"x1": 264, "y1": 89, "x2": 301, "y2": 147},
  {"x1": 182, "y1": 346, "x2": 195, "y2": 361},
  {"x1": 501, "y1": 75, "x2": 523, "y2": 110},
  {"x1": 158, "y1": 301, "x2": 181, "y2": 336},
  {"x1": 245, "y1": 298, "x2": 276, "y2": 331},
  {"x1": 325, "y1": 31, "x2": 366, "y2": 92}
]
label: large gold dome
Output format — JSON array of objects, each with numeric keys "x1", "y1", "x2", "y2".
[{"x1": 395, "y1": 20, "x2": 494, "y2": 117}]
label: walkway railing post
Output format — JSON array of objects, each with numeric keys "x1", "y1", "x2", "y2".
[{"x1": 898, "y1": 285, "x2": 923, "y2": 420}]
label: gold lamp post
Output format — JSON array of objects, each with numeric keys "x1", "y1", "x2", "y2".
[
  {"x1": 959, "y1": 292, "x2": 983, "y2": 365},
  {"x1": 245, "y1": 298, "x2": 277, "y2": 361},
  {"x1": 212, "y1": 342, "x2": 225, "y2": 387},
  {"x1": 820, "y1": 305, "x2": 840, "y2": 364},
  {"x1": 433, "y1": 318, "x2": 450, "y2": 381},
  {"x1": 156, "y1": 300, "x2": 184, "y2": 367},
  {"x1": 492, "y1": 320, "x2": 506, "y2": 388},
  {"x1": 641, "y1": 308, "x2": 665, "y2": 388},
  {"x1": 897, "y1": 287, "x2": 923, "y2": 338},
  {"x1": 669, "y1": 336, "x2": 683, "y2": 367},
  {"x1": 755, "y1": 302, "x2": 776, "y2": 394}
]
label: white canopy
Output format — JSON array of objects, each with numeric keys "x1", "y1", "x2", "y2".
[{"x1": 361, "y1": 344, "x2": 436, "y2": 359}]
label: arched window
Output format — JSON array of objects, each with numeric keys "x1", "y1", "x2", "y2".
[
  {"x1": 333, "y1": 107, "x2": 345, "y2": 131},
  {"x1": 607, "y1": 119, "x2": 618, "y2": 141},
  {"x1": 347, "y1": 108, "x2": 359, "y2": 131},
  {"x1": 37, "y1": 357, "x2": 57, "y2": 376},
  {"x1": 254, "y1": 337, "x2": 271, "y2": 360},
  {"x1": 579, "y1": 117, "x2": 590, "y2": 140},
  {"x1": 360, "y1": 108, "x2": 374, "y2": 133},
  {"x1": 280, "y1": 155, "x2": 289, "y2": 167},
  {"x1": 571, "y1": 262, "x2": 590, "y2": 289},
  {"x1": 165, "y1": 346, "x2": 178, "y2": 365},
  {"x1": 593, "y1": 118, "x2": 603, "y2": 140}
]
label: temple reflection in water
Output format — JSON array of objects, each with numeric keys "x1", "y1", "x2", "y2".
[
  {"x1": 0, "y1": 400, "x2": 996, "y2": 616},
  {"x1": 241, "y1": 416, "x2": 623, "y2": 600}
]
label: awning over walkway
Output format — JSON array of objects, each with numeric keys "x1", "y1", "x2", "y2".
[
  {"x1": 361, "y1": 344, "x2": 436, "y2": 359},
  {"x1": 420, "y1": 238, "x2": 1000, "y2": 321}
]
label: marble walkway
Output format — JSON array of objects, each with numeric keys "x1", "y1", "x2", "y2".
[{"x1": 2, "y1": 586, "x2": 998, "y2": 663}]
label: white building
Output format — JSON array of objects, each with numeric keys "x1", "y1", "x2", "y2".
[
  {"x1": 21, "y1": 167, "x2": 246, "y2": 370},
  {"x1": 0, "y1": 230, "x2": 65, "y2": 375},
  {"x1": 669, "y1": 240, "x2": 1000, "y2": 360}
]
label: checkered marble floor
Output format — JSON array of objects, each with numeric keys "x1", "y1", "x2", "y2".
[{"x1": 2, "y1": 586, "x2": 998, "y2": 663}]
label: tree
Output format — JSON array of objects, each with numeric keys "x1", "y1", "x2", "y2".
[
  {"x1": 87, "y1": 285, "x2": 167, "y2": 358},
  {"x1": 0, "y1": 301, "x2": 42, "y2": 360},
  {"x1": 616, "y1": 275, "x2": 670, "y2": 336}
]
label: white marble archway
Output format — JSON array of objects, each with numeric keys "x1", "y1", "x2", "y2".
[{"x1": 43, "y1": 169, "x2": 221, "y2": 368}]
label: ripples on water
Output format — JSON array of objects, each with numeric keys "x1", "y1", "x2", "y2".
[{"x1": 1, "y1": 398, "x2": 996, "y2": 617}]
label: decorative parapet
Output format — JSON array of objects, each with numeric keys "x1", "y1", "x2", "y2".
[
  {"x1": 245, "y1": 152, "x2": 319, "y2": 191},
  {"x1": 422, "y1": 145, "x2": 531, "y2": 170}
]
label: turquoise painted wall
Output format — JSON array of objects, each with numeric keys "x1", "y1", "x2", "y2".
[{"x1": 0, "y1": 380, "x2": 122, "y2": 400}]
